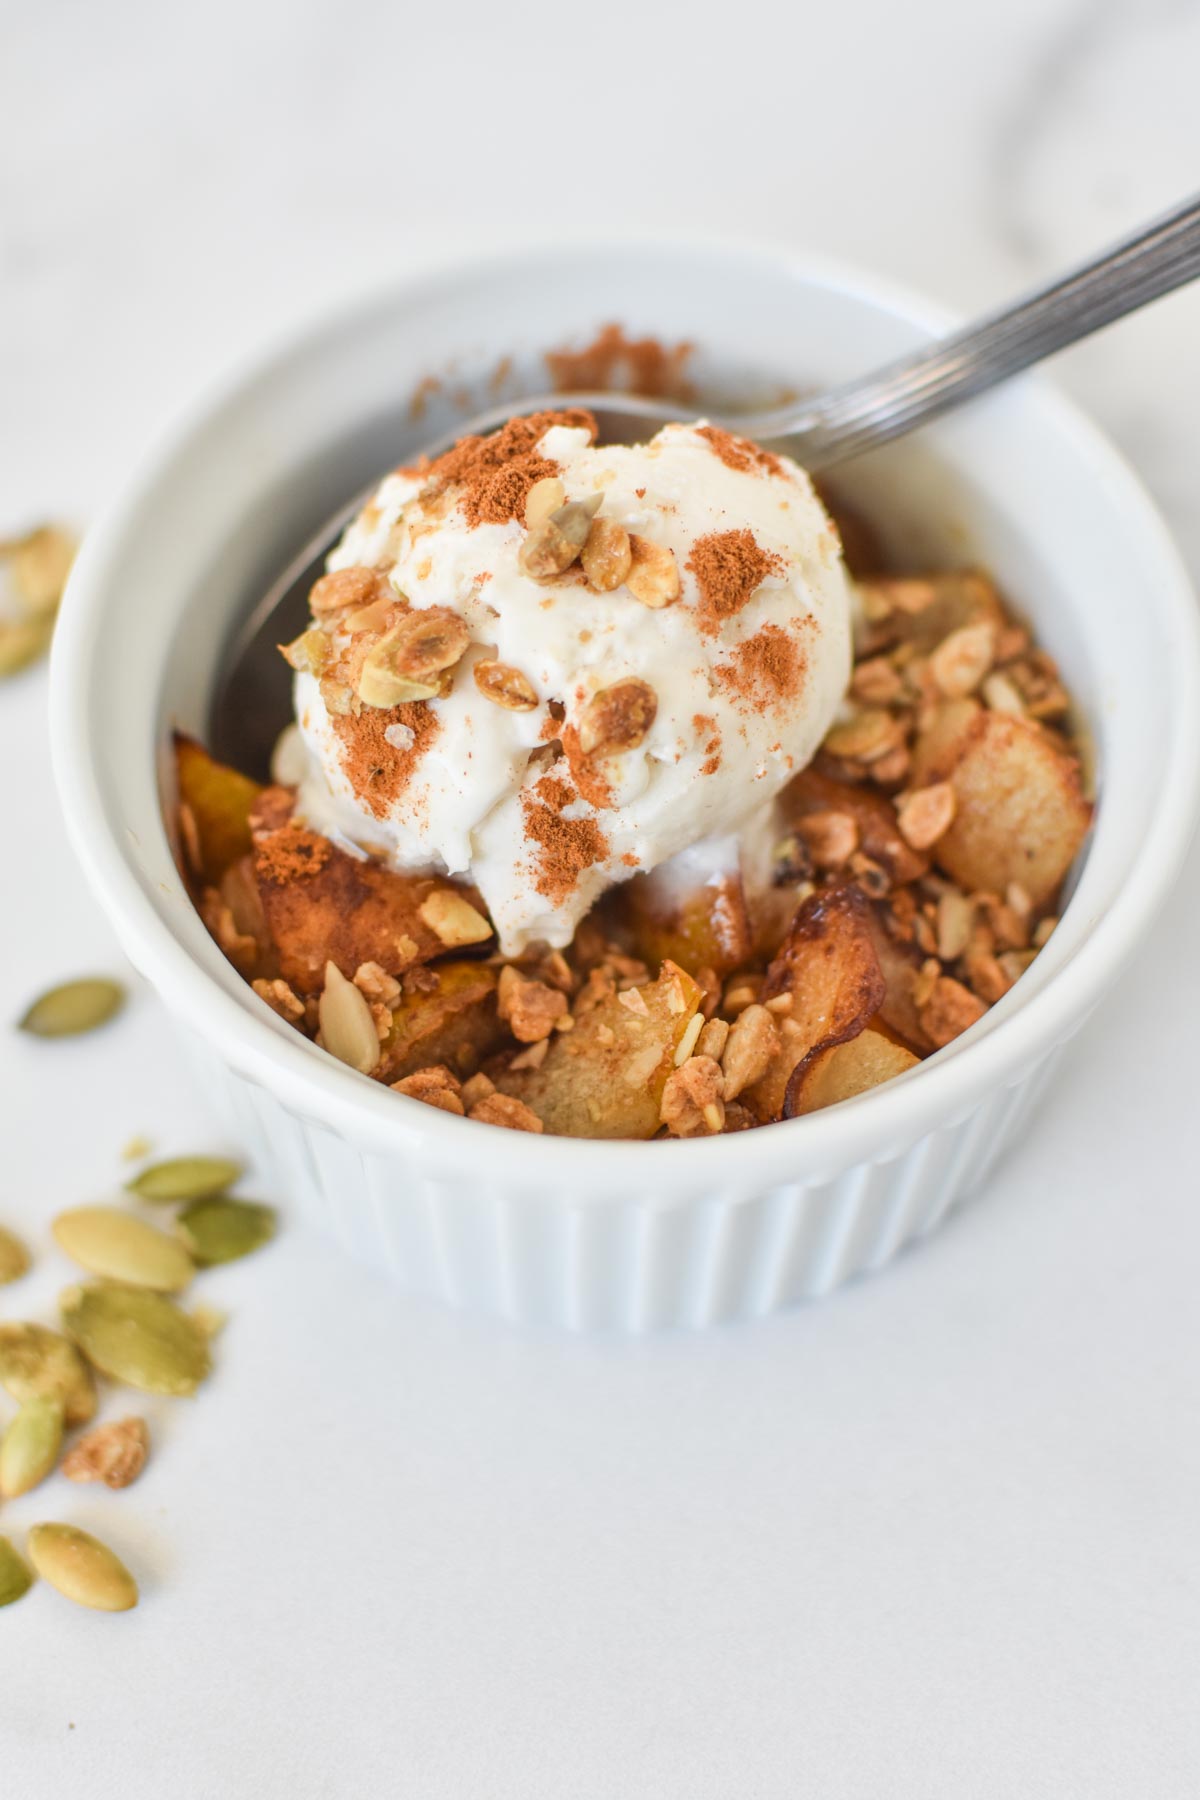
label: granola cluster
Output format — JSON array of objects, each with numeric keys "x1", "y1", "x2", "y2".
[{"x1": 178, "y1": 513, "x2": 1090, "y2": 1138}]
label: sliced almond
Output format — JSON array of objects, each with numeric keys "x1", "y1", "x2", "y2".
[
  {"x1": 935, "y1": 890, "x2": 975, "y2": 961},
  {"x1": 672, "y1": 1012, "x2": 705, "y2": 1066},
  {"x1": 578, "y1": 678, "x2": 657, "y2": 757},
  {"x1": 625, "y1": 535, "x2": 680, "y2": 608},
  {"x1": 581, "y1": 518, "x2": 633, "y2": 592},
  {"x1": 473, "y1": 659, "x2": 539, "y2": 711},
  {"x1": 524, "y1": 476, "x2": 566, "y2": 528},
  {"x1": 318, "y1": 962, "x2": 381, "y2": 1073},
  {"x1": 417, "y1": 890, "x2": 493, "y2": 949}
]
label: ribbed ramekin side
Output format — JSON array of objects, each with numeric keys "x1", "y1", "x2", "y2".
[{"x1": 182, "y1": 1029, "x2": 1059, "y2": 1331}]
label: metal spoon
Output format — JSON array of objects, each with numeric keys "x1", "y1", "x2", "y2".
[{"x1": 211, "y1": 191, "x2": 1200, "y2": 775}]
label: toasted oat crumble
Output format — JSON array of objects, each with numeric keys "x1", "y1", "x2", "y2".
[{"x1": 660, "y1": 1057, "x2": 726, "y2": 1137}]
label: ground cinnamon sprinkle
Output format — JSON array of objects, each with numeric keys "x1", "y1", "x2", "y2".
[
  {"x1": 714, "y1": 623, "x2": 806, "y2": 706},
  {"x1": 333, "y1": 702, "x2": 441, "y2": 818},
  {"x1": 545, "y1": 325, "x2": 694, "y2": 400},
  {"x1": 695, "y1": 425, "x2": 784, "y2": 479},
  {"x1": 417, "y1": 409, "x2": 597, "y2": 528},
  {"x1": 693, "y1": 711, "x2": 723, "y2": 776},
  {"x1": 521, "y1": 774, "x2": 609, "y2": 903},
  {"x1": 407, "y1": 375, "x2": 442, "y2": 422},
  {"x1": 687, "y1": 530, "x2": 782, "y2": 633},
  {"x1": 533, "y1": 773, "x2": 574, "y2": 812},
  {"x1": 560, "y1": 723, "x2": 615, "y2": 811}
]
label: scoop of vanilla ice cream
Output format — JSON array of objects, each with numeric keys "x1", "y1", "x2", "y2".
[{"x1": 291, "y1": 414, "x2": 851, "y2": 954}]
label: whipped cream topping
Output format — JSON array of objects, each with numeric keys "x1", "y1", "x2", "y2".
[{"x1": 292, "y1": 416, "x2": 852, "y2": 954}]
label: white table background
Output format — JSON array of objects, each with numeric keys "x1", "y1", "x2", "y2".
[{"x1": 3, "y1": 1, "x2": 1199, "y2": 1793}]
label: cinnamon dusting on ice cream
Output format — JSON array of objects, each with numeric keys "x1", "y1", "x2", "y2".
[
  {"x1": 695, "y1": 425, "x2": 784, "y2": 479},
  {"x1": 687, "y1": 530, "x2": 783, "y2": 634},
  {"x1": 333, "y1": 703, "x2": 441, "y2": 818},
  {"x1": 521, "y1": 774, "x2": 609, "y2": 904},
  {"x1": 715, "y1": 623, "x2": 806, "y2": 706},
  {"x1": 418, "y1": 409, "x2": 597, "y2": 528}
]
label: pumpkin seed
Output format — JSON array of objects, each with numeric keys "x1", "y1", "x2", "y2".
[
  {"x1": 8, "y1": 523, "x2": 77, "y2": 615},
  {"x1": 26, "y1": 1523, "x2": 138, "y2": 1613},
  {"x1": 0, "y1": 1223, "x2": 30, "y2": 1285},
  {"x1": 0, "y1": 1395, "x2": 64, "y2": 1499},
  {"x1": 61, "y1": 1282, "x2": 212, "y2": 1396},
  {"x1": 125, "y1": 1155, "x2": 241, "y2": 1203},
  {"x1": 53, "y1": 1205, "x2": 194, "y2": 1292},
  {"x1": 0, "y1": 1321, "x2": 97, "y2": 1425},
  {"x1": 0, "y1": 1536, "x2": 33, "y2": 1609},
  {"x1": 18, "y1": 977, "x2": 126, "y2": 1038},
  {"x1": 0, "y1": 614, "x2": 55, "y2": 678},
  {"x1": 176, "y1": 1196, "x2": 276, "y2": 1265}
]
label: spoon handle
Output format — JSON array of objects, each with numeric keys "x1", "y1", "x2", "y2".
[{"x1": 747, "y1": 190, "x2": 1200, "y2": 468}]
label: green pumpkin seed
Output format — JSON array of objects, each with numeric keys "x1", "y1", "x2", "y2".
[
  {"x1": 176, "y1": 1197, "x2": 276, "y2": 1266},
  {"x1": 0, "y1": 1395, "x2": 64, "y2": 1499},
  {"x1": 0, "y1": 1536, "x2": 33, "y2": 1608},
  {"x1": 0, "y1": 1321, "x2": 97, "y2": 1426},
  {"x1": 0, "y1": 614, "x2": 55, "y2": 678},
  {"x1": 27, "y1": 1523, "x2": 138, "y2": 1613},
  {"x1": 8, "y1": 523, "x2": 77, "y2": 616},
  {"x1": 61, "y1": 1282, "x2": 212, "y2": 1396},
  {"x1": 18, "y1": 977, "x2": 126, "y2": 1038},
  {"x1": 125, "y1": 1155, "x2": 241, "y2": 1203},
  {"x1": 53, "y1": 1205, "x2": 194, "y2": 1292},
  {"x1": 0, "y1": 1224, "x2": 30, "y2": 1285}
]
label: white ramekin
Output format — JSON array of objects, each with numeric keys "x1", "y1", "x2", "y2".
[{"x1": 50, "y1": 241, "x2": 1200, "y2": 1331}]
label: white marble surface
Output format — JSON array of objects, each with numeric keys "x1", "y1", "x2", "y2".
[{"x1": 3, "y1": 1, "x2": 1200, "y2": 1794}]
